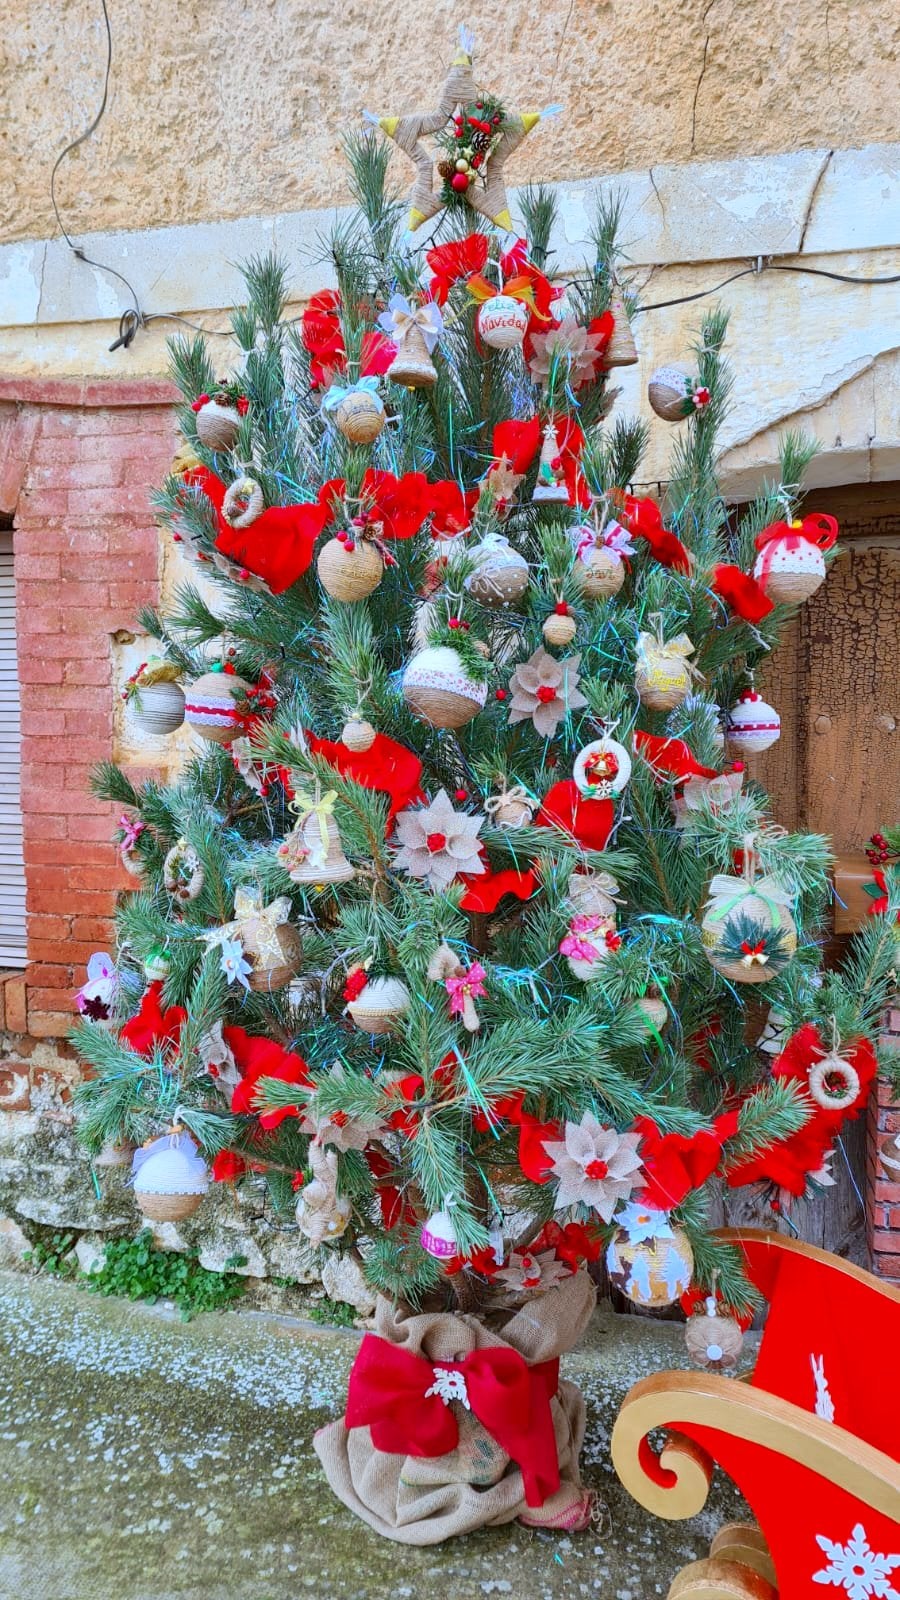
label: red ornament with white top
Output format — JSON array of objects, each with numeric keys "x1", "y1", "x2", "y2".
[{"x1": 726, "y1": 689, "x2": 781, "y2": 756}]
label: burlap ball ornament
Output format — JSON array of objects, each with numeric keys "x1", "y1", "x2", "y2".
[
  {"x1": 317, "y1": 536, "x2": 384, "y2": 602},
  {"x1": 752, "y1": 514, "x2": 837, "y2": 604},
  {"x1": 684, "y1": 1300, "x2": 745, "y2": 1370},
  {"x1": 131, "y1": 1131, "x2": 209, "y2": 1223},
  {"x1": 402, "y1": 645, "x2": 487, "y2": 729},
  {"x1": 465, "y1": 533, "x2": 529, "y2": 608},
  {"x1": 341, "y1": 717, "x2": 377, "y2": 752},
  {"x1": 184, "y1": 669, "x2": 252, "y2": 744},
  {"x1": 634, "y1": 626, "x2": 698, "y2": 711},
  {"x1": 334, "y1": 388, "x2": 386, "y2": 445},
  {"x1": 647, "y1": 366, "x2": 707, "y2": 422},
  {"x1": 700, "y1": 864, "x2": 797, "y2": 985},
  {"x1": 576, "y1": 543, "x2": 625, "y2": 599},
  {"x1": 542, "y1": 609, "x2": 577, "y2": 648},
  {"x1": 346, "y1": 975, "x2": 411, "y2": 1034},
  {"x1": 195, "y1": 397, "x2": 242, "y2": 451}
]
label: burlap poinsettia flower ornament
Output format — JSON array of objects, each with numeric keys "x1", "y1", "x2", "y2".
[
  {"x1": 527, "y1": 317, "x2": 610, "y2": 390},
  {"x1": 543, "y1": 1113, "x2": 645, "y2": 1219},
  {"x1": 393, "y1": 789, "x2": 486, "y2": 890},
  {"x1": 508, "y1": 647, "x2": 588, "y2": 738}
]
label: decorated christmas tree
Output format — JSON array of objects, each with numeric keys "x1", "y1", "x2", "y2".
[{"x1": 72, "y1": 32, "x2": 897, "y2": 1541}]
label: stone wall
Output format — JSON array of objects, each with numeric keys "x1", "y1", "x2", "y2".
[{"x1": 6, "y1": 0, "x2": 899, "y2": 245}]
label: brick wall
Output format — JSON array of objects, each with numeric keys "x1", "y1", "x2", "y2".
[
  {"x1": 867, "y1": 1004, "x2": 900, "y2": 1283},
  {"x1": 0, "y1": 377, "x2": 176, "y2": 1048}
]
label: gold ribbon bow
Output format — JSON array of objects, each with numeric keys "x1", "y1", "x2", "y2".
[{"x1": 290, "y1": 786, "x2": 338, "y2": 865}]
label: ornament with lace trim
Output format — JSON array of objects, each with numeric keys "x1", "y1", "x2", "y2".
[{"x1": 131, "y1": 1126, "x2": 209, "y2": 1223}]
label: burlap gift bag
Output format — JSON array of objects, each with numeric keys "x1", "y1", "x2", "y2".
[{"x1": 314, "y1": 1269, "x2": 595, "y2": 1545}]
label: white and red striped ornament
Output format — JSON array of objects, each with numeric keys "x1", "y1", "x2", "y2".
[
  {"x1": 420, "y1": 1206, "x2": 459, "y2": 1260},
  {"x1": 185, "y1": 668, "x2": 252, "y2": 745},
  {"x1": 726, "y1": 689, "x2": 781, "y2": 756}
]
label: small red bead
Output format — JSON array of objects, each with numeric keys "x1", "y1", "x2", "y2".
[
  {"x1": 344, "y1": 538, "x2": 356, "y2": 552},
  {"x1": 731, "y1": 761, "x2": 745, "y2": 772},
  {"x1": 451, "y1": 173, "x2": 470, "y2": 193},
  {"x1": 495, "y1": 689, "x2": 507, "y2": 701},
  {"x1": 536, "y1": 685, "x2": 557, "y2": 703},
  {"x1": 223, "y1": 663, "x2": 235, "y2": 675},
  {"x1": 454, "y1": 788, "x2": 467, "y2": 802},
  {"x1": 426, "y1": 832, "x2": 447, "y2": 853},
  {"x1": 448, "y1": 617, "x2": 460, "y2": 630},
  {"x1": 554, "y1": 601, "x2": 569, "y2": 615}
]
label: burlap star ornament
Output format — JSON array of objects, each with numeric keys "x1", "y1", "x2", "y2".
[{"x1": 372, "y1": 29, "x2": 542, "y2": 232}]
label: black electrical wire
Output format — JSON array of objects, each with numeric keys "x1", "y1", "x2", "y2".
[{"x1": 49, "y1": 0, "x2": 900, "y2": 352}]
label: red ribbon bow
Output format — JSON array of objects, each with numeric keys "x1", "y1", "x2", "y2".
[
  {"x1": 612, "y1": 493, "x2": 691, "y2": 573},
  {"x1": 345, "y1": 1334, "x2": 562, "y2": 1507}
]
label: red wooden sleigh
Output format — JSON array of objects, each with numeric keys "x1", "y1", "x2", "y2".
[{"x1": 611, "y1": 1229, "x2": 900, "y2": 1597}]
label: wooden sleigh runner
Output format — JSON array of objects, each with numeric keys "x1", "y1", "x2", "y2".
[{"x1": 611, "y1": 1229, "x2": 900, "y2": 1598}]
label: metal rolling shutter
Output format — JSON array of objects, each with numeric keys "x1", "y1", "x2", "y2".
[{"x1": 0, "y1": 532, "x2": 26, "y2": 965}]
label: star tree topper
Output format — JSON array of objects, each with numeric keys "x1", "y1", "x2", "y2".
[{"x1": 371, "y1": 28, "x2": 545, "y2": 232}]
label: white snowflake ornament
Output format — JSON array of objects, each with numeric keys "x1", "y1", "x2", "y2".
[{"x1": 813, "y1": 1523, "x2": 900, "y2": 1599}]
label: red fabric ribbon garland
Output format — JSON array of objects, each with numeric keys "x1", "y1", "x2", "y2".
[
  {"x1": 345, "y1": 1333, "x2": 563, "y2": 1508},
  {"x1": 536, "y1": 779, "x2": 614, "y2": 851},
  {"x1": 120, "y1": 981, "x2": 186, "y2": 1057},
  {"x1": 425, "y1": 234, "x2": 490, "y2": 304},
  {"x1": 318, "y1": 470, "x2": 432, "y2": 542},
  {"x1": 753, "y1": 513, "x2": 839, "y2": 582},
  {"x1": 301, "y1": 289, "x2": 396, "y2": 388},
  {"x1": 634, "y1": 731, "x2": 719, "y2": 783},
  {"x1": 186, "y1": 468, "x2": 327, "y2": 594},
  {"x1": 613, "y1": 493, "x2": 691, "y2": 574},
  {"x1": 711, "y1": 563, "x2": 774, "y2": 623},
  {"x1": 307, "y1": 730, "x2": 424, "y2": 824}
]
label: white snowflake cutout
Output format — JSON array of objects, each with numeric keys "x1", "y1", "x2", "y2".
[
  {"x1": 814, "y1": 1523, "x2": 900, "y2": 1599},
  {"x1": 425, "y1": 1366, "x2": 471, "y2": 1411}
]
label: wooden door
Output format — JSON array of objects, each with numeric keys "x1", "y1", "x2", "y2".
[{"x1": 725, "y1": 483, "x2": 900, "y2": 1259}]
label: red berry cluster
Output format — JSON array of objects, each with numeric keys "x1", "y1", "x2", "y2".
[
  {"x1": 866, "y1": 832, "x2": 894, "y2": 865},
  {"x1": 447, "y1": 616, "x2": 470, "y2": 632}
]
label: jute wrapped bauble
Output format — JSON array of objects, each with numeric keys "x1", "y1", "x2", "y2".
[
  {"x1": 465, "y1": 533, "x2": 529, "y2": 608},
  {"x1": 341, "y1": 717, "x2": 376, "y2": 752},
  {"x1": 485, "y1": 784, "x2": 536, "y2": 829},
  {"x1": 334, "y1": 388, "x2": 386, "y2": 445},
  {"x1": 606, "y1": 1220, "x2": 694, "y2": 1308},
  {"x1": 700, "y1": 872, "x2": 797, "y2": 985},
  {"x1": 543, "y1": 609, "x2": 577, "y2": 648},
  {"x1": 568, "y1": 871, "x2": 620, "y2": 922},
  {"x1": 402, "y1": 645, "x2": 487, "y2": 729},
  {"x1": 476, "y1": 294, "x2": 529, "y2": 350},
  {"x1": 647, "y1": 365, "x2": 697, "y2": 422},
  {"x1": 635, "y1": 994, "x2": 668, "y2": 1032},
  {"x1": 574, "y1": 541, "x2": 625, "y2": 599},
  {"x1": 726, "y1": 690, "x2": 781, "y2": 755},
  {"x1": 752, "y1": 530, "x2": 826, "y2": 603},
  {"x1": 317, "y1": 536, "x2": 384, "y2": 602},
  {"x1": 346, "y1": 975, "x2": 411, "y2": 1034},
  {"x1": 685, "y1": 1303, "x2": 744, "y2": 1370},
  {"x1": 184, "y1": 669, "x2": 251, "y2": 744},
  {"x1": 195, "y1": 397, "x2": 242, "y2": 451},
  {"x1": 634, "y1": 632, "x2": 695, "y2": 711},
  {"x1": 129, "y1": 681, "x2": 186, "y2": 737},
  {"x1": 132, "y1": 1136, "x2": 209, "y2": 1223}
]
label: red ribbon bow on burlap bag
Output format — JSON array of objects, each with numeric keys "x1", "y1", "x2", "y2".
[{"x1": 345, "y1": 1333, "x2": 562, "y2": 1507}]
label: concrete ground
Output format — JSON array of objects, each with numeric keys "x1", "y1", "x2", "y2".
[{"x1": 0, "y1": 1271, "x2": 749, "y2": 1600}]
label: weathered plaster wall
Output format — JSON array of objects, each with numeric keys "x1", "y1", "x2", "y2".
[{"x1": 6, "y1": 0, "x2": 900, "y2": 245}]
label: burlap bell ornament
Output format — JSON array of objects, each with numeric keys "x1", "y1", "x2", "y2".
[
  {"x1": 314, "y1": 1270, "x2": 596, "y2": 1544},
  {"x1": 278, "y1": 786, "x2": 356, "y2": 885},
  {"x1": 378, "y1": 296, "x2": 443, "y2": 389}
]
